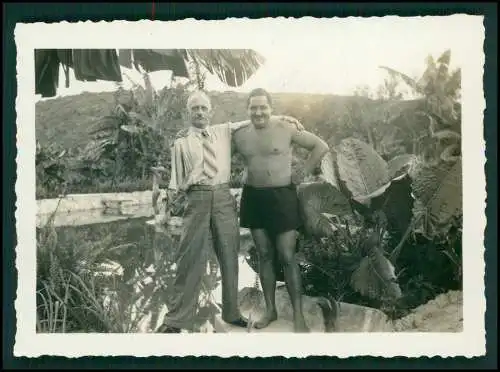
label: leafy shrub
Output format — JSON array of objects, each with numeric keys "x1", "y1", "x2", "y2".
[{"x1": 36, "y1": 142, "x2": 69, "y2": 198}]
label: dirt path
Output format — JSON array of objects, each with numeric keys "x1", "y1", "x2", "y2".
[{"x1": 393, "y1": 290, "x2": 463, "y2": 332}]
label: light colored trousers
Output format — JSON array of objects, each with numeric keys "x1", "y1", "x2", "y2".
[{"x1": 163, "y1": 184, "x2": 241, "y2": 329}]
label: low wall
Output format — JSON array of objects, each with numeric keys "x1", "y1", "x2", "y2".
[
  {"x1": 36, "y1": 205, "x2": 156, "y2": 228},
  {"x1": 36, "y1": 189, "x2": 243, "y2": 228},
  {"x1": 37, "y1": 190, "x2": 165, "y2": 216}
]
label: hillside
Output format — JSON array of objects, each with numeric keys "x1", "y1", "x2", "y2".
[{"x1": 35, "y1": 89, "x2": 420, "y2": 151}]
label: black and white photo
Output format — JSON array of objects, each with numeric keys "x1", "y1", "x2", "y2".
[{"x1": 14, "y1": 15, "x2": 486, "y2": 358}]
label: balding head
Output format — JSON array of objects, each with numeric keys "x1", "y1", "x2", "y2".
[
  {"x1": 187, "y1": 90, "x2": 212, "y2": 111},
  {"x1": 186, "y1": 90, "x2": 213, "y2": 129}
]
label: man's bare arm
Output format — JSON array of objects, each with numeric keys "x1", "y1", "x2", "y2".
[{"x1": 291, "y1": 128, "x2": 329, "y2": 178}]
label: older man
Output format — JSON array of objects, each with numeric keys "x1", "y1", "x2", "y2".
[
  {"x1": 233, "y1": 88, "x2": 330, "y2": 332},
  {"x1": 156, "y1": 90, "x2": 250, "y2": 333}
]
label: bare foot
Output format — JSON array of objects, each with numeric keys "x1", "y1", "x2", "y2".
[
  {"x1": 253, "y1": 311, "x2": 278, "y2": 329},
  {"x1": 294, "y1": 318, "x2": 310, "y2": 333}
]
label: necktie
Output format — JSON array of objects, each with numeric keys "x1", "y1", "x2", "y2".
[{"x1": 201, "y1": 129, "x2": 218, "y2": 178}]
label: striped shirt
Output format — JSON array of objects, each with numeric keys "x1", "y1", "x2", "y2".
[{"x1": 168, "y1": 121, "x2": 249, "y2": 191}]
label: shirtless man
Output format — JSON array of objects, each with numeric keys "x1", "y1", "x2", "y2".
[{"x1": 233, "y1": 88, "x2": 329, "y2": 332}]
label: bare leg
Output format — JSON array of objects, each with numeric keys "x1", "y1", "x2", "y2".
[
  {"x1": 276, "y1": 230, "x2": 309, "y2": 333},
  {"x1": 251, "y1": 229, "x2": 278, "y2": 329}
]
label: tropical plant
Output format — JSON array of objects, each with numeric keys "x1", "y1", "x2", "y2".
[
  {"x1": 71, "y1": 50, "x2": 266, "y2": 192},
  {"x1": 374, "y1": 74, "x2": 405, "y2": 102},
  {"x1": 185, "y1": 49, "x2": 266, "y2": 88},
  {"x1": 309, "y1": 50, "x2": 463, "y2": 269},
  {"x1": 77, "y1": 73, "x2": 190, "y2": 187},
  {"x1": 379, "y1": 49, "x2": 461, "y2": 164},
  {"x1": 36, "y1": 141, "x2": 68, "y2": 198},
  {"x1": 243, "y1": 110, "x2": 461, "y2": 313},
  {"x1": 389, "y1": 156, "x2": 462, "y2": 261},
  {"x1": 377, "y1": 50, "x2": 463, "y2": 263}
]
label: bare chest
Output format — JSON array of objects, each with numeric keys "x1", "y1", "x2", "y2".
[{"x1": 235, "y1": 127, "x2": 291, "y2": 158}]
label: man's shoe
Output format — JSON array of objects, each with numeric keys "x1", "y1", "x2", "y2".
[
  {"x1": 156, "y1": 324, "x2": 181, "y2": 333},
  {"x1": 224, "y1": 315, "x2": 249, "y2": 328}
]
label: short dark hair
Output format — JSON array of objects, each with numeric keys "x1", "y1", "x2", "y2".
[{"x1": 247, "y1": 88, "x2": 272, "y2": 108}]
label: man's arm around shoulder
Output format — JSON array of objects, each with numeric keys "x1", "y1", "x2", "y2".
[
  {"x1": 209, "y1": 120, "x2": 251, "y2": 138},
  {"x1": 226, "y1": 119, "x2": 252, "y2": 134},
  {"x1": 274, "y1": 115, "x2": 306, "y2": 132}
]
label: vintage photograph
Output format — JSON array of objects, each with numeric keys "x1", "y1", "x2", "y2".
[{"x1": 15, "y1": 15, "x2": 486, "y2": 358}]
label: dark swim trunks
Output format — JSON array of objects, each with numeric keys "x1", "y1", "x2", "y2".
[{"x1": 239, "y1": 184, "x2": 303, "y2": 235}]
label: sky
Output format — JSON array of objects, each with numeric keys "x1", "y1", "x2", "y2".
[{"x1": 36, "y1": 15, "x2": 479, "y2": 102}]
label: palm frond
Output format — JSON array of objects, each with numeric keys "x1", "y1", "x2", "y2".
[
  {"x1": 187, "y1": 49, "x2": 266, "y2": 87},
  {"x1": 437, "y1": 49, "x2": 451, "y2": 67},
  {"x1": 379, "y1": 66, "x2": 420, "y2": 93}
]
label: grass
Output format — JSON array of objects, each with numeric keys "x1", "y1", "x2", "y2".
[{"x1": 37, "y1": 278, "x2": 71, "y2": 333}]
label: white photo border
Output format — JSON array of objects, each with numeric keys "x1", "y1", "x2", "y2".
[{"x1": 14, "y1": 16, "x2": 486, "y2": 358}]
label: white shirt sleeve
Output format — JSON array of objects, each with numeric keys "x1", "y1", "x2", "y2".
[
  {"x1": 168, "y1": 141, "x2": 182, "y2": 191},
  {"x1": 210, "y1": 120, "x2": 250, "y2": 135},
  {"x1": 228, "y1": 120, "x2": 251, "y2": 133}
]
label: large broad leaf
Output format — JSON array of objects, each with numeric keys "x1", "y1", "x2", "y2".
[
  {"x1": 432, "y1": 129, "x2": 461, "y2": 141},
  {"x1": 350, "y1": 248, "x2": 402, "y2": 301},
  {"x1": 410, "y1": 158, "x2": 462, "y2": 238},
  {"x1": 440, "y1": 144, "x2": 461, "y2": 162},
  {"x1": 297, "y1": 182, "x2": 352, "y2": 238},
  {"x1": 371, "y1": 174, "x2": 414, "y2": 238},
  {"x1": 318, "y1": 151, "x2": 339, "y2": 188},
  {"x1": 336, "y1": 138, "x2": 391, "y2": 205},
  {"x1": 387, "y1": 154, "x2": 415, "y2": 180}
]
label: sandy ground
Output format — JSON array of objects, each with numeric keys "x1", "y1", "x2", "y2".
[{"x1": 393, "y1": 290, "x2": 463, "y2": 332}]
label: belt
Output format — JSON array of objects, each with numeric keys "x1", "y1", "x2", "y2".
[{"x1": 189, "y1": 183, "x2": 230, "y2": 191}]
